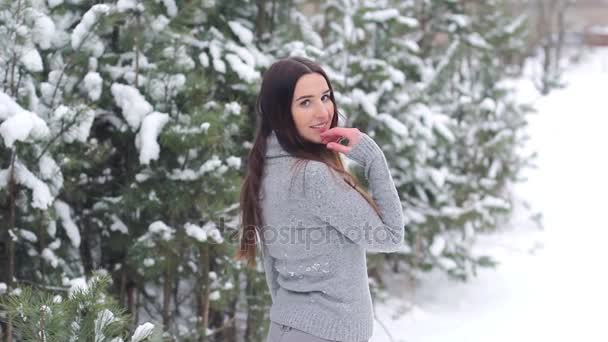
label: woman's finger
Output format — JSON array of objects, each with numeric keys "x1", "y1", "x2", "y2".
[
  {"x1": 321, "y1": 126, "x2": 353, "y2": 136},
  {"x1": 321, "y1": 135, "x2": 342, "y2": 144},
  {"x1": 326, "y1": 142, "x2": 351, "y2": 154},
  {"x1": 320, "y1": 127, "x2": 361, "y2": 146},
  {"x1": 320, "y1": 127, "x2": 353, "y2": 140}
]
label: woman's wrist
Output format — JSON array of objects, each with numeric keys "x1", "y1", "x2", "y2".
[{"x1": 345, "y1": 133, "x2": 383, "y2": 167}]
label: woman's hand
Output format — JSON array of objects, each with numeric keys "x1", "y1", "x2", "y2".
[{"x1": 320, "y1": 127, "x2": 362, "y2": 154}]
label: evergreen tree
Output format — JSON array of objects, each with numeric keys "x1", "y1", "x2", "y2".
[
  {"x1": 402, "y1": 0, "x2": 532, "y2": 280},
  {"x1": 287, "y1": 0, "x2": 533, "y2": 282},
  {"x1": 1, "y1": 0, "x2": 536, "y2": 340},
  {"x1": 1, "y1": 0, "x2": 266, "y2": 339},
  {"x1": 1, "y1": 272, "x2": 159, "y2": 341}
]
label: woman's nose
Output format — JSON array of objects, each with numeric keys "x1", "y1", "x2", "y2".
[{"x1": 314, "y1": 99, "x2": 331, "y2": 118}]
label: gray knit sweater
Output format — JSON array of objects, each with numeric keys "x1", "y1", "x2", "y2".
[{"x1": 259, "y1": 130, "x2": 405, "y2": 341}]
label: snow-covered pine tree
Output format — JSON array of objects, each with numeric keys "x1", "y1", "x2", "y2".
[
  {"x1": 0, "y1": 0, "x2": 97, "y2": 337},
  {"x1": 54, "y1": 0, "x2": 269, "y2": 339},
  {"x1": 297, "y1": 0, "x2": 422, "y2": 290},
  {"x1": 393, "y1": 0, "x2": 533, "y2": 280},
  {"x1": 1, "y1": 0, "x2": 268, "y2": 339},
  {"x1": 1, "y1": 272, "x2": 159, "y2": 341},
  {"x1": 2, "y1": 0, "x2": 536, "y2": 340},
  {"x1": 293, "y1": 0, "x2": 532, "y2": 282}
]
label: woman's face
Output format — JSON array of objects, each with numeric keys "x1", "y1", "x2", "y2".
[{"x1": 291, "y1": 73, "x2": 334, "y2": 144}]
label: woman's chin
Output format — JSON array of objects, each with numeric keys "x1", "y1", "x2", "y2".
[{"x1": 301, "y1": 130, "x2": 320, "y2": 144}]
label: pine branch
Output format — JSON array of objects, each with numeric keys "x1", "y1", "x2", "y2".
[
  {"x1": 49, "y1": 10, "x2": 108, "y2": 111},
  {"x1": 13, "y1": 279, "x2": 68, "y2": 293},
  {"x1": 32, "y1": 107, "x2": 89, "y2": 165}
]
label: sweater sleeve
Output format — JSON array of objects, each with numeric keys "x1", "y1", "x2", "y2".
[{"x1": 304, "y1": 133, "x2": 405, "y2": 252}]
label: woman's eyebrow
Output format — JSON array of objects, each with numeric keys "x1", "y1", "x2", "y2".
[{"x1": 295, "y1": 89, "x2": 331, "y2": 102}]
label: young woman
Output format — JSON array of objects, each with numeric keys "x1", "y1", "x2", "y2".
[{"x1": 235, "y1": 57, "x2": 405, "y2": 342}]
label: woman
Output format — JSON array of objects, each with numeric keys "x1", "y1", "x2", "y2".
[{"x1": 235, "y1": 57, "x2": 405, "y2": 342}]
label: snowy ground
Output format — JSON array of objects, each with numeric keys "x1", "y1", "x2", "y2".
[{"x1": 371, "y1": 48, "x2": 608, "y2": 342}]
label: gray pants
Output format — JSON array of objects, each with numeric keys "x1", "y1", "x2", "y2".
[{"x1": 266, "y1": 321, "x2": 336, "y2": 342}]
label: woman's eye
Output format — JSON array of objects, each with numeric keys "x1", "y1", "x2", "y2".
[
  {"x1": 301, "y1": 100, "x2": 310, "y2": 107},
  {"x1": 322, "y1": 94, "x2": 331, "y2": 101}
]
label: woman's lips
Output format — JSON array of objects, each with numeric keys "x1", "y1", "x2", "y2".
[{"x1": 310, "y1": 122, "x2": 328, "y2": 130}]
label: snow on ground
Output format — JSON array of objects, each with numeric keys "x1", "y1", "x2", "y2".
[{"x1": 371, "y1": 48, "x2": 608, "y2": 342}]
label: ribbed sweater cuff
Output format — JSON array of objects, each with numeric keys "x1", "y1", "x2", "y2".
[{"x1": 345, "y1": 132, "x2": 383, "y2": 168}]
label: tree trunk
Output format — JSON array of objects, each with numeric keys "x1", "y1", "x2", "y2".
[
  {"x1": 197, "y1": 246, "x2": 210, "y2": 342},
  {"x1": 269, "y1": 0, "x2": 277, "y2": 35},
  {"x1": 554, "y1": 0, "x2": 570, "y2": 77},
  {"x1": 255, "y1": 0, "x2": 267, "y2": 40},
  {"x1": 162, "y1": 255, "x2": 173, "y2": 331},
  {"x1": 79, "y1": 215, "x2": 94, "y2": 277},
  {"x1": 3, "y1": 150, "x2": 17, "y2": 342},
  {"x1": 120, "y1": 267, "x2": 127, "y2": 308},
  {"x1": 127, "y1": 280, "x2": 136, "y2": 317},
  {"x1": 38, "y1": 212, "x2": 48, "y2": 280}
]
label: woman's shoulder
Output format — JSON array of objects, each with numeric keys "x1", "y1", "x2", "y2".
[
  {"x1": 287, "y1": 159, "x2": 331, "y2": 178},
  {"x1": 297, "y1": 160, "x2": 350, "y2": 192}
]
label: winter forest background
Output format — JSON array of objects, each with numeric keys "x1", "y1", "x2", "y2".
[{"x1": 1, "y1": 0, "x2": 604, "y2": 341}]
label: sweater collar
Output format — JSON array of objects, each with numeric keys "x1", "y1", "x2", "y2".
[{"x1": 265, "y1": 130, "x2": 292, "y2": 158}]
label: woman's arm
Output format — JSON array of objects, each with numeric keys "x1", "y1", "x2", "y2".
[{"x1": 304, "y1": 133, "x2": 405, "y2": 252}]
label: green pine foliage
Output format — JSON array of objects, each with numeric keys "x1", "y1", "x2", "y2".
[
  {"x1": 1, "y1": 0, "x2": 537, "y2": 339},
  {"x1": 284, "y1": 0, "x2": 534, "y2": 281},
  {"x1": 1, "y1": 273, "x2": 160, "y2": 341}
]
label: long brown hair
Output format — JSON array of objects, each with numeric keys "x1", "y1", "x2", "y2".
[{"x1": 234, "y1": 57, "x2": 381, "y2": 268}]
